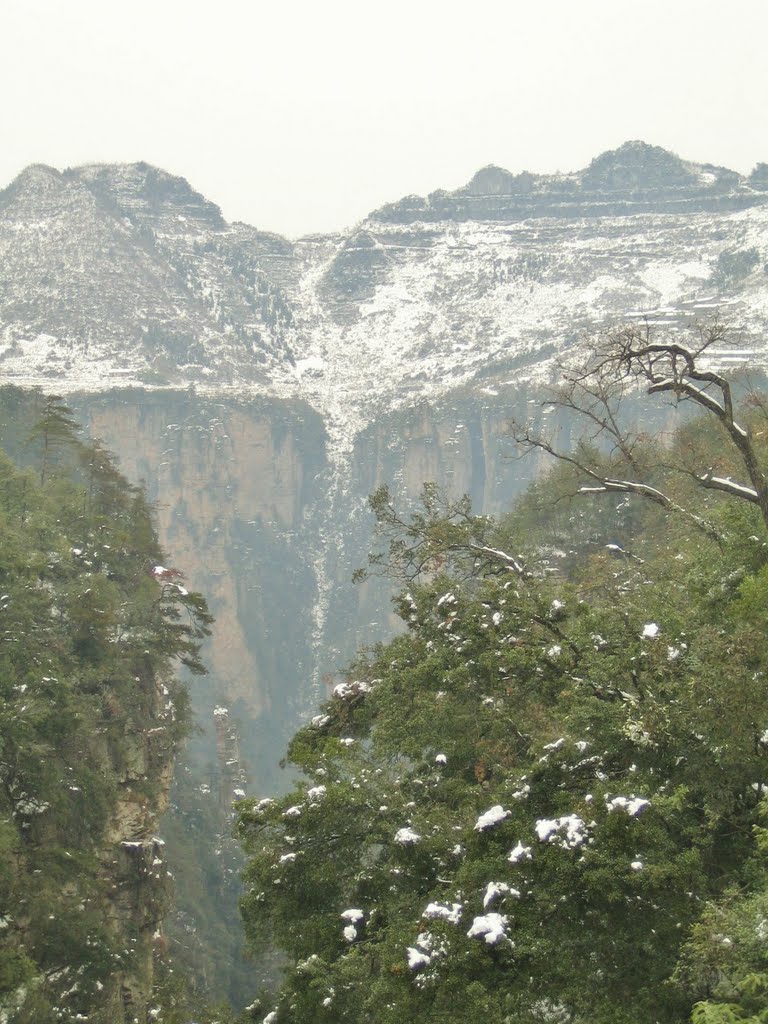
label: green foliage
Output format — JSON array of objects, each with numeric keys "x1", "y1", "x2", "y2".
[
  {"x1": 150, "y1": 955, "x2": 248, "y2": 1024},
  {"x1": 0, "y1": 393, "x2": 212, "y2": 1021},
  {"x1": 161, "y1": 762, "x2": 258, "y2": 1009},
  {"x1": 237, "y1": 404, "x2": 768, "y2": 1024},
  {"x1": 354, "y1": 482, "x2": 499, "y2": 584},
  {"x1": 25, "y1": 394, "x2": 81, "y2": 485}
]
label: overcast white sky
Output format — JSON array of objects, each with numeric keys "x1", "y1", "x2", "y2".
[{"x1": 3, "y1": 0, "x2": 766, "y2": 237}]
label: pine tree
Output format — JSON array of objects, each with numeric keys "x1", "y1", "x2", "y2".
[{"x1": 26, "y1": 394, "x2": 81, "y2": 485}]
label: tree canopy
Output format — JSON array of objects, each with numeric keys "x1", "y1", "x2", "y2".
[
  {"x1": 0, "y1": 392, "x2": 214, "y2": 1023},
  {"x1": 236, "y1": 328, "x2": 768, "y2": 1024}
]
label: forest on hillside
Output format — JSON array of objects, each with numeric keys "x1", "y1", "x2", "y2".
[
  {"x1": 235, "y1": 327, "x2": 768, "y2": 1024},
  {"x1": 0, "y1": 393, "x2": 215, "y2": 1023}
]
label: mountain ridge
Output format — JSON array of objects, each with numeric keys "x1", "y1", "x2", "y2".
[
  {"x1": 1, "y1": 140, "x2": 767, "y2": 444},
  {"x1": 5, "y1": 139, "x2": 762, "y2": 242}
]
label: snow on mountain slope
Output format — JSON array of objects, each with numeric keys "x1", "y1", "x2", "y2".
[
  {"x1": 1, "y1": 142, "x2": 767, "y2": 441},
  {"x1": 287, "y1": 206, "x2": 768, "y2": 433},
  {"x1": 0, "y1": 163, "x2": 297, "y2": 390}
]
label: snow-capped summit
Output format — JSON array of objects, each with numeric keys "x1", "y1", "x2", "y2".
[{"x1": 0, "y1": 142, "x2": 766, "y2": 441}]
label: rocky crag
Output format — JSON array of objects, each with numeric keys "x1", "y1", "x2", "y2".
[{"x1": 2, "y1": 140, "x2": 767, "y2": 1002}]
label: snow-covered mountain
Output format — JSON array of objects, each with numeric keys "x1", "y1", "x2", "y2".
[{"x1": 2, "y1": 141, "x2": 767, "y2": 437}]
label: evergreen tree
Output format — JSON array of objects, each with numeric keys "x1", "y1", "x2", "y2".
[
  {"x1": 0, "y1": 396, "x2": 214, "y2": 1023},
  {"x1": 26, "y1": 394, "x2": 82, "y2": 485}
]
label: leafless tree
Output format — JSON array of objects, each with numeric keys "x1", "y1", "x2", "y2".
[{"x1": 512, "y1": 320, "x2": 768, "y2": 540}]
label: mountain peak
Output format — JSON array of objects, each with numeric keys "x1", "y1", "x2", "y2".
[
  {"x1": 1, "y1": 163, "x2": 65, "y2": 201},
  {"x1": 69, "y1": 162, "x2": 226, "y2": 230},
  {"x1": 582, "y1": 140, "x2": 697, "y2": 190},
  {"x1": 13, "y1": 162, "x2": 62, "y2": 185},
  {"x1": 465, "y1": 165, "x2": 534, "y2": 197},
  {"x1": 0, "y1": 163, "x2": 86, "y2": 219}
]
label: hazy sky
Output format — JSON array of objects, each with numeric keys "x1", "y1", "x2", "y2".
[{"x1": 3, "y1": 0, "x2": 766, "y2": 237}]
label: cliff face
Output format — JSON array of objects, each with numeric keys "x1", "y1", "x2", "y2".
[
  {"x1": 2, "y1": 142, "x2": 768, "y2": 1005},
  {"x1": 71, "y1": 380, "x2": 646, "y2": 790},
  {"x1": 65, "y1": 386, "x2": 536, "y2": 777},
  {"x1": 95, "y1": 670, "x2": 178, "y2": 1023},
  {"x1": 71, "y1": 391, "x2": 330, "y2": 785}
]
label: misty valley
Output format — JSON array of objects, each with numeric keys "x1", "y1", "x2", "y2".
[{"x1": 2, "y1": 142, "x2": 768, "y2": 1023}]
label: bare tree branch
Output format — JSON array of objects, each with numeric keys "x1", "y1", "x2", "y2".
[
  {"x1": 468, "y1": 544, "x2": 531, "y2": 578},
  {"x1": 512, "y1": 420, "x2": 723, "y2": 541},
  {"x1": 512, "y1": 321, "x2": 766, "y2": 538},
  {"x1": 607, "y1": 322, "x2": 768, "y2": 525}
]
